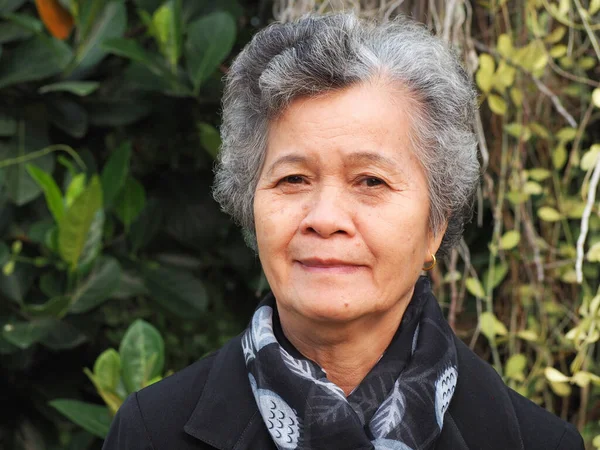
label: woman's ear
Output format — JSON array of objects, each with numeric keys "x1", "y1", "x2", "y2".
[{"x1": 427, "y1": 221, "x2": 448, "y2": 257}]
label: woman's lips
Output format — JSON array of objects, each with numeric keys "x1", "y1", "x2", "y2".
[{"x1": 295, "y1": 258, "x2": 365, "y2": 274}]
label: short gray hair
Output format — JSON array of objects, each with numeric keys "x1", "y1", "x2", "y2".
[{"x1": 213, "y1": 12, "x2": 479, "y2": 255}]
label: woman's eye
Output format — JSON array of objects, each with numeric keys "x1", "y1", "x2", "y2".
[
  {"x1": 363, "y1": 177, "x2": 385, "y2": 187},
  {"x1": 281, "y1": 175, "x2": 304, "y2": 184}
]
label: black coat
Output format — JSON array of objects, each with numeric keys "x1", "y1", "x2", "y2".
[{"x1": 102, "y1": 332, "x2": 584, "y2": 450}]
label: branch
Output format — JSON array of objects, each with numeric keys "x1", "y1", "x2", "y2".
[{"x1": 576, "y1": 155, "x2": 600, "y2": 283}]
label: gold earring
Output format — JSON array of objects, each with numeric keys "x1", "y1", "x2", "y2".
[{"x1": 422, "y1": 253, "x2": 436, "y2": 271}]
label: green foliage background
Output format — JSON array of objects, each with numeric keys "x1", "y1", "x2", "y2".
[{"x1": 0, "y1": 0, "x2": 599, "y2": 448}]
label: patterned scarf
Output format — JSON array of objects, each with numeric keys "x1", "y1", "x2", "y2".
[{"x1": 242, "y1": 276, "x2": 458, "y2": 450}]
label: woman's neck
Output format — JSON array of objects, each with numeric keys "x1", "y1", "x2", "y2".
[{"x1": 278, "y1": 300, "x2": 409, "y2": 396}]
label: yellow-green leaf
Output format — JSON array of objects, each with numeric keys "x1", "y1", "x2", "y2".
[
  {"x1": 581, "y1": 145, "x2": 600, "y2": 171},
  {"x1": 549, "y1": 44, "x2": 567, "y2": 58},
  {"x1": 556, "y1": 127, "x2": 577, "y2": 142},
  {"x1": 488, "y1": 94, "x2": 507, "y2": 115},
  {"x1": 528, "y1": 168, "x2": 551, "y2": 181},
  {"x1": 476, "y1": 53, "x2": 495, "y2": 93},
  {"x1": 538, "y1": 206, "x2": 562, "y2": 222},
  {"x1": 590, "y1": 0, "x2": 600, "y2": 15},
  {"x1": 93, "y1": 348, "x2": 121, "y2": 392},
  {"x1": 549, "y1": 380, "x2": 572, "y2": 397},
  {"x1": 552, "y1": 143, "x2": 567, "y2": 169},
  {"x1": 58, "y1": 176, "x2": 103, "y2": 269},
  {"x1": 577, "y1": 57, "x2": 595, "y2": 70},
  {"x1": 479, "y1": 312, "x2": 507, "y2": 341},
  {"x1": 500, "y1": 230, "x2": 521, "y2": 250},
  {"x1": 497, "y1": 33, "x2": 513, "y2": 58},
  {"x1": 492, "y1": 61, "x2": 516, "y2": 92},
  {"x1": 528, "y1": 122, "x2": 550, "y2": 139},
  {"x1": 524, "y1": 181, "x2": 543, "y2": 195},
  {"x1": 505, "y1": 353, "x2": 527, "y2": 381},
  {"x1": 545, "y1": 26, "x2": 566, "y2": 44},
  {"x1": 516, "y1": 330, "x2": 539, "y2": 342},
  {"x1": 545, "y1": 366, "x2": 570, "y2": 383},
  {"x1": 587, "y1": 242, "x2": 600, "y2": 262},
  {"x1": 593, "y1": 88, "x2": 600, "y2": 109},
  {"x1": 466, "y1": 277, "x2": 486, "y2": 298},
  {"x1": 510, "y1": 87, "x2": 523, "y2": 107},
  {"x1": 504, "y1": 123, "x2": 530, "y2": 141}
]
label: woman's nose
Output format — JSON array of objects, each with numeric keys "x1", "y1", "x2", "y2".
[{"x1": 299, "y1": 187, "x2": 356, "y2": 238}]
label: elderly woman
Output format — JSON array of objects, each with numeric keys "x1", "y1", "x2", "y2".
[{"x1": 103, "y1": 13, "x2": 584, "y2": 450}]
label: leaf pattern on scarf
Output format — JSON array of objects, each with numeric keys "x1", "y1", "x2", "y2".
[
  {"x1": 372, "y1": 439, "x2": 414, "y2": 450},
  {"x1": 250, "y1": 374, "x2": 301, "y2": 449},
  {"x1": 252, "y1": 305, "x2": 277, "y2": 351},
  {"x1": 369, "y1": 378, "x2": 406, "y2": 438},
  {"x1": 411, "y1": 323, "x2": 420, "y2": 356},
  {"x1": 242, "y1": 330, "x2": 255, "y2": 363},
  {"x1": 434, "y1": 365, "x2": 457, "y2": 429},
  {"x1": 279, "y1": 346, "x2": 346, "y2": 401}
]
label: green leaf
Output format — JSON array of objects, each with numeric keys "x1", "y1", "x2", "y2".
[
  {"x1": 70, "y1": 256, "x2": 121, "y2": 314},
  {"x1": 505, "y1": 353, "x2": 527, "y2": 381},
  {"x1": 465, "y1": 277, "x2": 486, "y2": 298},
  {"x1": 0, "y1": 21, "x2": 34, "y2": 44},
  {"x1": 78, "y1": 210, "x2": 105, "y2": 270},
  {"x1": 492, "y1": 61, "x2": 515, "y2": 93},
  {"x1": 545, "y1": 26, "x2": 566, "y2": 44},
  {"x1": 587, "y1": 242, "x2": 600, "y2": 262},
  {"x1": 483, "y1": 262, "x2": 508, "y2": 291},
  {"x1": 487, "y1": 94, "x2": 507, "y2": 115},
  {"x1": 592, "y1": 88, "x2": 600, "y2": 109},
  {"x1": 185, "y1": 11, "x2": 236, "y2": 93},
  {"x1": 499, "y1": 230, "x2": 521, "y2": 250},
  {"x1": 537, "y1": 206, "x2": 562, "y2": 222},
  {"x1": 497, "y1": 33, "x2": 513, "y2": 58},
  {"x1": 552, "y1": 143, "x2": 567, "y2": 169},
  {"x1": 130, "y1": 197, "x2": 163, "y2": 252},
  {"x1": 151, "y1": 0, "x2": 182, "y2": 70},
  {"x1": 581, "y1": 145, "x2": 600, "y2": 171},
  {"x1": 49, "y1": 400, "x2": 112, "y2": 439},
  {"x1": 556, "y1": 127, "x2": 577, "y2": 142},
  {"x1": 39, "y1": 81, "x2": 100, "y2": 96},
  {"x1": 102, "y1": 37, "x2": 174, "y2": 81},
  {"x1": 0, "y1": 111, "x2": 16, "y2": 136},
  {"x1": 544, "y1": 366, "x2": 570, "y2": 383},
  {"x1": 476, "y1": 53, "x2": 495, "y2": 93},
  {"x1": 101, "y1": 141, "x2": 131, "y2": 207},
  {"x1": 2, "y1": 319, "x2": 55, "y2": 349},
  {"x1": 2, "y1": 12, "x2": 43, "y2": 33},
  {"x1": 142, "y1": 265, "x2": 208, "y2": 318},
  {"x1": 47, "y1": 97, "x2": 89, "y2": 138},
  {"x1": 65, "y1": 173, "x2": 86, "y2": 207},
  {"x1": 0, "y1": 35, "x2": 72, "y2": 90},
  {"x1": 114, "y1": 176, "x2": 146, "y2": 231},
  {"x1": 0, "y1": 242, "x2": 8, "y2": 266},
  {"x1": 26, "y1": 165, "x2": 64, "y2": 223},
  {"x1": 198, "y1": 122, "x2": 221, "y2": 159},
  {"x1": 119, "y1": 319, "x2": 164, "y2": 393},
  {"x1": 479, "y1": 312, "x2": 507, "y2": 342},
  {"x1": 93, "y1": 348, "x2": 121, "y2": 391},
  {"x1": 42, "y1": 320, "x2": 86, "y2": 350},
  {"x1": 0, "y1": 0, "x2": 27, "y2": 14},
  {"x1": 72, "y1": 1, "x2": 127, "y2": 71},
  {"x1": 58, "y1": 176, "x2": 104, "y2": 269},
  {"x1": 527, "y1": 168, "x2": 551, "y2": 181},
  {"x1": 549, "y1": 44, "x2": 567, "y2": 58},
  {"x1": 0, "y1": 263, "x2": 35, "y2": 304},
  {"x1": 0, "y1": 121, "x2": 54, "y2": 206},
  {"x1": 23, "y1": 296, "x2": 71, "y2": 319}
]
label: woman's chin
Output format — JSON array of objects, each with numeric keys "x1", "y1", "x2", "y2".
[{"x1": 286, "y1": 290, "x2": 373, "y2": 324}]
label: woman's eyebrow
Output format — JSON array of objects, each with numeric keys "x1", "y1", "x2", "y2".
[
  {"x1": 344, "y1": 151, "x2": 401, "y2": 172},
  {"x1": 265, "y1": 154, "x2": 310, "y2": 177}
]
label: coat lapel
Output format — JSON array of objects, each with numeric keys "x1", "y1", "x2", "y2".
[
  {"x1": 436, "y1": 336, "x2": 525, "y2": 450},
  {"x1": 183, "y1": 334, "x2": 273, "y2": 450}
]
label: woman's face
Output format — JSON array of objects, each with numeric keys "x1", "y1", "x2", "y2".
[{"x1": 254, "y1": 82, "x2": 444, "y2": 324}]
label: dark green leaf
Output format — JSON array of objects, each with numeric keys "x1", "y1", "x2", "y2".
[
  {"x1": 0, "y1": 0, "x2": 27, "y2": 14},
  {"x1": 70, "y1": 256, "x2": 121, "y2": 314},
  {"x1": 114, "y1": 176, "x2": 145, "y2": 231},
  {"x1": 2, "y1": 319, "x2": 55, "y2": 349},
  {"x1": 0, "y1": 242, "x2": 8, "y2": 265},
  {"x1": 0, "y1": 35, "x2": 72, "y2": 90},
  {"x1": 133, "y1": 0, "x2": 163, "y2": 13},
  {"x1": 151, "y1": 0, "x2": 182, "y2": 70},
  {"x1": 39, "y1": 81, "x2": 100, "y2": 96},
  {"x1": 47, "y1": 97, "x2": 89, "y2": 138},
  {"x1": 0, "y1": 21, "x2": 33, "y2": 44},
  {"x1": 3, "y1": 12, "x2": 43, "y2": 32},
  {"x1": 112, "y1": 269, "x2": 147, "y2": 299},
  {"x1": 49, "y1": 400, "x2": 112, "y2": 439},
  {"x1": 185, "y1": 12, "x2": 236, "y2": 93},
  {"x1": 101, "y1": 141, "x2": 131, "y2": 207},
  {"x1": 1, "y1": 121, "x2": 54, "y2": 206},
  {"x1": 119, "y1": 319, "x2": 164, "y2": 393},
  {"x1": 43, "y1": 320, "x2": 87, "y2": 350},
  {"x1": 26, "y1": 164, "x2": 64, "y2": 223},
  {"x1": 58, "y1": 176, "x2": 103, "y2": 269},
  {"x1": 0, "y1": 263, "x2": 35, "y2": 304},
  {"x1": 103, "y1": 37, "x2": 165, "y2": 73},
  {"x1": 23, "y1": 296, "x2": 70, "y2": 319},
  {"x1": 72, "y1": 1, "x2": 127, "y2": 71},
  {"x1": 86, "y1": 95, "x2": 153, "y2": 127},
  {"x1": 142, "y1": 265, "x2": 207, "y2": 318},
  {"x1": 0, "y1": 111, "x2": 16, "y2": 136},
  {"x1": 197, "y1": 122, "x2": 221, "y2": 159},
  {"x1": 130, "y1": 197, "x2": 163, "y2": 252}
]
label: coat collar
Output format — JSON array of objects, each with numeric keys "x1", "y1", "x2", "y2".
[{"x1": 183, "y1": 324, "x2": 524, "y2": 450}]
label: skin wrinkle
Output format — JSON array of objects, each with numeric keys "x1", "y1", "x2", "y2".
[{"x1": 254, "y1": 82, "x2": 446, "y2": 395}]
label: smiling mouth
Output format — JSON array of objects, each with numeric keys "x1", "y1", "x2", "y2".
[{"x1": 295, "y1": 259, "x2": 365, "y2": 274}]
